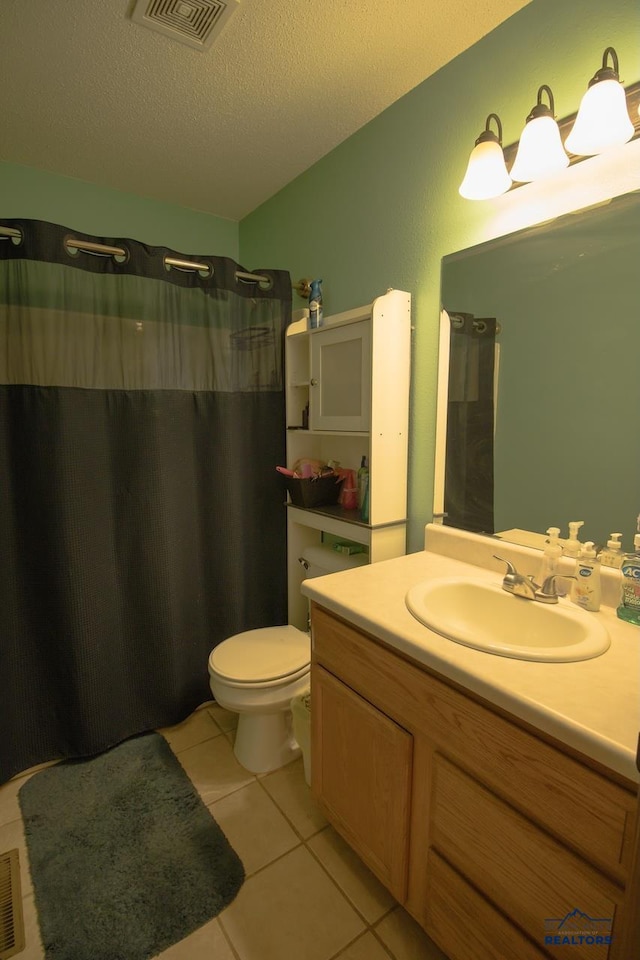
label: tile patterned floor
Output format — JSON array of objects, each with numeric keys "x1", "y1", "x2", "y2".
[{"x1": 0, "y1": 704, "x2": 448, "y2": 960}]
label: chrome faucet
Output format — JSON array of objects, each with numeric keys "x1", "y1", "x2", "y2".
[
  {"x1": 493, "y1": 556, "x2": 537, "y2": 599},
  {"x1": 493, "y1": 556, "x2": 576, "y2": 605}
]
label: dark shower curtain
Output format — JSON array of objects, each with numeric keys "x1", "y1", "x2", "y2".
[
  {"x1": 443, "y1": 311, "x2": 497, "y2": 535},
  {"x1": 0, "y1": 219, "x2": 291, "y2": 784}
]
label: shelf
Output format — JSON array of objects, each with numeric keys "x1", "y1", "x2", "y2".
[
  {"x1": 286, "y1": 502, "x2": 407, "y2": 531},
  {"x1": 285, "y1": 428, "x2": 369, "y2": 438},
  {"x1": 285, "y1": 289, "x2": 411, "y2": 627}
]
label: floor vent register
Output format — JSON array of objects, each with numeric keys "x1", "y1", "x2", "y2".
[{"x1": 0, "y1": 850, "x2": 24, "y2": 959}]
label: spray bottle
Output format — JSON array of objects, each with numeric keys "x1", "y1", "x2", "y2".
[
  {"x1": 309, "y1": 279, "x2": 323, "y2": 329},
  {"x1": 617, "y1": 515, "x2": 640, "y2": 626}
]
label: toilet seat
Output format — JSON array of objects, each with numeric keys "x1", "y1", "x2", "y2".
[{"x1": 208, "y1": 625, "x2": 310, "y2": 689}]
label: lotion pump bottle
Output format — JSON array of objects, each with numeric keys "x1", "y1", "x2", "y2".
[
  {"x1": 563, "y1": 520, "x2": 584, "y2": 558},
  {"x1": 570, "y1": 541, "x2": 601, "y2": 611},
  {"x1": 538, "y1": 527, "x2": 563, "y2": 585}
]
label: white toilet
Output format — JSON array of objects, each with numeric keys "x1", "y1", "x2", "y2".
[{"x1": 208, "y1": 545, "x2": 367, "y2": 774}]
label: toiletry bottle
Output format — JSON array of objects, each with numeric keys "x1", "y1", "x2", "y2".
[
  {"x1": 563, "y1": 520, "x2": 584, "y2": 559},
  {"x1": 617, "y1": 518, "x2": 640, "y2": 626},
  {"x1": 537, "y1": 527, "x2": 563, "y2": 585},
  {"x1": 309, "y1": 279, "x2": 323, "y2": 329},
  {"x1": 357, "y1": 456, "x2": 368, "y2": 509},
  {"x1": 360, "y1": 470, "x2": 370, "y2": 523},
  {"x1": 570, "y1": 541, "x2": 601, "y2": 611},
  {"x1": 599, "y1": 533, "x2": 623, "y2": 569}
]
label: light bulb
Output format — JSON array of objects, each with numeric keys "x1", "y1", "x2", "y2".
[
  {"x1": 459, "y1": 114, "x2": 512, "y2": 201},
  {"x1": 565, "y1": 48, "x2": 633, "y2": 155},
  {"x1": 510, "y1": 85, "x2": 569, "y2": 182}
]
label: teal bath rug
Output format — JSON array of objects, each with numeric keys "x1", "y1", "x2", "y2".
[{"x1": 19, "y1": 733, "x2": 245, "y2": 960}]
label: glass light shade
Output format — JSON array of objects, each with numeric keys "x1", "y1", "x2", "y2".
[
  {"x1": 458, "y1": 140, "x2": 512, "y2": 200},
  {"x1": 565, "y1": 78, "x2": 633, "y2": 155},
  {"x1": 510, "y1": 115, "x2": 569, "y2": 182}
]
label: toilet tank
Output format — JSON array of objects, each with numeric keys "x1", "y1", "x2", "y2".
[{"x1": 301, "y1": 544, "x2": 369, "y2": 580}]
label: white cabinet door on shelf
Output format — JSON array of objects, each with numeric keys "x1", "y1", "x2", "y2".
[{"x1": 310, "y1": 320, "x2": 371, "y2": 432}]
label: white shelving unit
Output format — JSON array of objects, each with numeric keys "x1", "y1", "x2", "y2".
[{"x1": 285, "y1": 288, "x2": 411, "y2": 628}]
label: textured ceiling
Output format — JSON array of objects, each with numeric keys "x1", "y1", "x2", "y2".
[{"x1": 0, "y1": 0, "x2": 531, "y2": 220}]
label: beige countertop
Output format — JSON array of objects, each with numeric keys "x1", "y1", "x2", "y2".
[{"x1": 302, "y1": 525, "x2": 640, "y2": 783}]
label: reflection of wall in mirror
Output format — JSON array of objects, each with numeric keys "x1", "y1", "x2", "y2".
[{"x1": 440, "y1": 190, "x2": 640, "y2": 548}]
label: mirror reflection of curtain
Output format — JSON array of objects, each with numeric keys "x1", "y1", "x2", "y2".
[
  {"x1": 444, "y1": 312, "x2": 497, "y2": 535},
  {"x1": 0, "y1": 219, "x2": 291, "y2": 784}
]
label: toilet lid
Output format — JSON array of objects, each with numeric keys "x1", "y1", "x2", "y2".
[{"x1": 209, "y1": 625, "x2": 310, "y2": 683}]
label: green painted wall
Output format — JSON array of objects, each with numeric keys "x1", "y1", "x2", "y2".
[
  {"x1": 0, "y1": 161, "x2": 239, "y2": 258},
  {"x1": 239, "y1": 0, "x2": 640, "y2": 551}
]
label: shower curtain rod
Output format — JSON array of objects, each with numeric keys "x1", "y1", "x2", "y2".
[{"x1": 0, "y1": 225, "x2": 310, "y2": 296}]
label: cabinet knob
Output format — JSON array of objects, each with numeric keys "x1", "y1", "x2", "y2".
[{"x1": 310, "y1": 378, "x2": 318, "y2": 386}]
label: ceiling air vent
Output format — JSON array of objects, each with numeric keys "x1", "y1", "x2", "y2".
[{"x1": 131, "y1": 0, "x2": 239, "y2": 51}]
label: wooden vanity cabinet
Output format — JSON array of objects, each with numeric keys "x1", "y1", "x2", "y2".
[{"x1": 310, "y1": 604, "x2": 638, "y2": 960}]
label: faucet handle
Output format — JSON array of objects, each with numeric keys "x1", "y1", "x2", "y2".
[
  {"x1": 493, "y1": 555, "x2": 517, "y2": 576},
  {"x1": 535, "y1": 573, "x2": 577, "y2": 604},
  {"x1": 493, "y1": 554, "x2": 537, "y2": 599}
]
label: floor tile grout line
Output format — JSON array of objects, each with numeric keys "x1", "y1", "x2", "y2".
[
  {"x1": 164, "y1": 730, "x2": 226, "y2": 757},
  {"x1": 254, "y1": 771, "x2": 327, "y2": 844},
  {"x1": 369, "y1": 923, "x2": 400, "y2": 960},
  {"x1": 326, "y1": 924, "x2": 398, "y2": 960},
  {"x1": 228, "y1": 838, "x2": 305, "y2": 884},
  {"x1": 0, "y1": 814, "x2": 24, "y2": 833},
  {"x1": 303, "y1": 834, "x2": 398, "y2": 934},
  {"x1": 217, "y1": 914, "x2": 244, "y2": 960}
]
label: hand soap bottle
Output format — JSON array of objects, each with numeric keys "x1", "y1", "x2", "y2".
[
  {"x1": 563, "y1": 520, "x2": 584, "y2": 559},
  {"x1": 617, "y1": 516, "x2": 640, "y2": 626},
  {"x1": 537, "y1": 527, "x2": 563, "y2": 585},
  {"x1": 570, "y1": 541, "x2": 601, "y2": 611},
  {"x1": 599, "y1": 533, "x2": 623, "y2": 569}
]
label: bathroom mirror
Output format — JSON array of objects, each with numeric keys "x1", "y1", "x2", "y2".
[{"x1": 437, "y1": 189, "x2": 640, "y2": 550}]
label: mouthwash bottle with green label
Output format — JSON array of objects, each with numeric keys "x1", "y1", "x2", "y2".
[{"x1": 617, "y1": 516, "x2": 640, "y2": 626}]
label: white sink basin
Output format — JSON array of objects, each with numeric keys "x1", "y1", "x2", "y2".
[{"x1": 405, "y1": 577, "x2": 610, "y2": 662}]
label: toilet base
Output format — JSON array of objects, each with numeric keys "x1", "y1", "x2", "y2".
[{"x1": 233, "y1": 710, "x2": 301, "y2": 774}]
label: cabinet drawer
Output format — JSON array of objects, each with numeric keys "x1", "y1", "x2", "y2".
[
  {"x1": 311, "y1": 605, "x2": 636, "y2": 882},
  {"x1": 311, "y1": 665, "x2": 412, "y2": 901},
  {"x1": 430, "y1": 755, "x2": 621, "y2": 960},
  {"x1": 424, "y1": 849, "x2": 548, "y2": 960}
]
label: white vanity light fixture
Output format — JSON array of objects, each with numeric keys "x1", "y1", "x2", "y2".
[
  {"x1": 458, "y1": 114, "x2": 512, "y2": 200},
  {"x1": 459, "y1": 46, "x2": 639, "y2": 201},
  {"x1": 565, "y1": 47, "x2": 634, "y2": 155},
  {"x1": 510, "y1": 85, "x2": 569, "y2": 182}
]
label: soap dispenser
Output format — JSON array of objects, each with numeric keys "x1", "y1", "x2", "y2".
[
  {"x1": 570, "y1": 541, "x2": 601, "y2": 612},
  {"x1": 563, "y1": 520, "x2": 584, "y2": 559},
  {"x1": 538, "y1": 527, "x2": 563, "y2": 585},
  {"x1": 617, "y1": 515, "x2": 640, "y2": 626},
  {"x1": 599, "y1": 533, "x2": 623, "y2": 569}
]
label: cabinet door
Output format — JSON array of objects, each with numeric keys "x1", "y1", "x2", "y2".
[
  {"x1": 312, "y1": 665, "x2": 412, "y2": 901},
  {"x1": 429, "y1": 755, "x2": 621, "y2": 959},
  {"x1": 310, "y1": 321, "x2": 371, "y2": 431}
]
